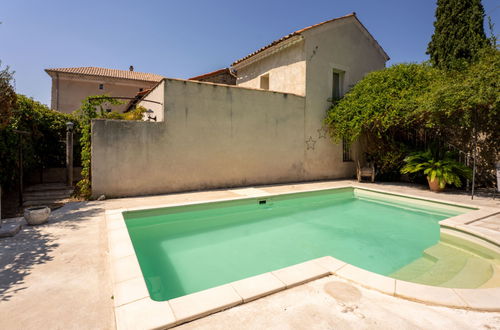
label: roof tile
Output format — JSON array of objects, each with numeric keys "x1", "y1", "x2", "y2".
[{"x1": 45, "y1": 67, "x2": 164, "y2": 82}]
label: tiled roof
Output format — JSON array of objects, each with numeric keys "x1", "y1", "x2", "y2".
[
  {"x1": 232, "y1": 13, "x2": 389, "y2": 66},
  {"x1": 188, "y1": 68, "x2": 233, "y2": 81},
  {"x1": 45, "y1": 66, "x2": 164, "y2": 82}
]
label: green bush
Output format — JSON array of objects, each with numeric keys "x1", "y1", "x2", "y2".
[
  {"x1": 324, "y1": 63, "x2": 437, "y2": 179},
  {"x1": 324, "y1": 48, "x2": 499, "y2": 185},
  {"x1": 0, "y1": 95, "x2": 80, "y2": 190}
]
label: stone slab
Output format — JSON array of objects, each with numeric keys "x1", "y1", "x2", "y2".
[
  {"x1": 336, "y1": 264, "x2": 395, "y2": 295},
  {"x1": 115, "y1": 297, "x2": 176, "y2": 330},
  {"x1": 395, "y1": 280, "x2": 467, "y2": 308},
  {"x1": 454, "y1": 288, "x2": 500, "y2": 311},
  {"x1": 313, "y1": 256, "x2": 347, "y2": 274},
  {"x1": 0, "y1": 222, "x2": 21, "y2": 238},
  {"x1": 114, "y1": 276, "x2": 150, "y2": 307},
  {"x1": 169, "y1": 285, "x2": 242, "y2": 324},
  {"x1": 231, "y1": 272, "x2": 286, "y2": 302},
  {"x1": 111, "y1": 254, "x2": 143, "y2": 284},
  {"x1": 271, "y1": 260, "x2": 330, "y2": 288}
]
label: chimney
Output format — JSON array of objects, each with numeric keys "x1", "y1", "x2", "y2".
[{"x1": 129, "y1": 65, "x2": 134, "y2": 71}]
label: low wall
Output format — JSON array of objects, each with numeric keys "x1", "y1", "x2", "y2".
[
  {"x1": 92, "y1": 79, "x2": 313, "y2": 197},
  {"x1": 92, "y1": 79, "x2": 305, "y2": 197}
]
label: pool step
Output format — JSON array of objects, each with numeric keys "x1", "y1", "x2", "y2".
[
  {"x1": 391, "y1": 242, "x2": 499, "y2": 289},
  {"x1": 390, "y1": 256, "x2": 435, "y2": 281},
  {"x1": 480, "y1": 265, "x2": 500, "y2": 288},
  {"x1": 439, "y1": 257, "x2": 492, "y2": 288},
  {"x1": 441, "y1": 234, "x2": 500, "y2": 260},
  {"x1": 409, "y1": 244, "x2": 467, "y2": 286}
]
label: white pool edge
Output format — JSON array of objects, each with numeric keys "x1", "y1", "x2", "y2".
[{"x1": 106, "y1": 184, "x2": 500, "y2": 330}]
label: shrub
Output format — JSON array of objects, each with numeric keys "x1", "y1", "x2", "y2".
[{"x1": 0, "y1": 95, "x2": 80, "y2": 190}]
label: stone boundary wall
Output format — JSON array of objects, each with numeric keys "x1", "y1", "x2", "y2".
[{"x1": 91, "y1": 78, "x2": 308, "y2": 198}]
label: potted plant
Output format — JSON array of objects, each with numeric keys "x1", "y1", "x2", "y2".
[{"x1": 401, "y1": 150, "x2": 472, "y2": 192}]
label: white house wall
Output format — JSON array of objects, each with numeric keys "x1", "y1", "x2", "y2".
[
  {"x1": 137, "y1": 81, "x2": 165, "y2": 122},
  {"x1": 301, "y1": 17, "x2": 387, "y2": 177},
  {"x1": 235, "y1": 41, "x2": 306, "y2": 96}
]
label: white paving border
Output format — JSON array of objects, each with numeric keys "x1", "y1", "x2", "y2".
[{"x1": 105, "y1": 184, "x2": 500, "y2": 330}]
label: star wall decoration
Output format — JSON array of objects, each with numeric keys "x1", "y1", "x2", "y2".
[
  {"x1": 317, "y1": 126, "x2": 328, "y2": 139},
  {"x1": 305, "y1": 136, "x2": 316, "y2": 150}
]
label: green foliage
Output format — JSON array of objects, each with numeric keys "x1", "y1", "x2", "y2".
[
  {"x1": 420, "y1": 48, "x2": 499, "y2": 183},
  {"x1": 123, "y1": 106, "x2": 147, "y2": 120},
  {"x1": 427, "y1": 0, "x2": 488, "y2": 69},
  {"x1": 401, "y1": 150, "x2": 472, "y2": 188},
  {"x1": 324, "y1": 63, "x2": 437, "y2": 178},
  {"x1": 324, "y1": 48, "x2": 498, "y2": 184},
  {"x1": 0, "y1": 95, "x2": 80, "y2": 189},
  {"x1": 0, "y1": 62, "x2": 16, "y2": 128},
  {"x1": 324, "y1": 63, "x2": 436, "y2": 142},
  {"x1": 74, "y1": 96, "x2": 147, "y2": 198}
]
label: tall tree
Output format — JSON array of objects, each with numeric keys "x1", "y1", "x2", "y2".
[
  {"x1": 0, "y1": 62, "x2": 16, "y2": 128},
  {"x1": 427, "y1": 0, "x2": 488, "y2": 69}
]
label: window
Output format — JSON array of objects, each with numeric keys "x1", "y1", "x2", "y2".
[
  {"x1": 342, "y1": 138, "x2": 352, "y2": 162},
  {"x1": 332, "y1": 72, "x2": 341, "y2": 101},
  {"x1": 99, "y1": 83, "x2": 104, "y2": 90},
  {"x1": 106, "y1": 109, "x2": 111, "y2": 113},
  {"x1": 260, "y1": 74, "x2": 269, "y2": 90}
]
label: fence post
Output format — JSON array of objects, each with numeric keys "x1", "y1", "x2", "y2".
[{"x1": 66, "y1": 122, "x2": 74, "y2": 187}]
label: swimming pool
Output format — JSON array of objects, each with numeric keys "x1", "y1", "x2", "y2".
[{"x1": 122, "y1": 187, "x2": 500, "y2": 301}]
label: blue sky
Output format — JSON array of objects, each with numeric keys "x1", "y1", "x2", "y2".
[{"x1": 1, "y1": 0, "x2": 499, "y2": 106}]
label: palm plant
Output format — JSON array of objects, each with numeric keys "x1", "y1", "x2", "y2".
[{"x1": 401, "y1": 150, "x2": 472, "y2": 191}]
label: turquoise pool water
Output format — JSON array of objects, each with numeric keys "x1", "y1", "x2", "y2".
[{"x1": 124, "y1": 187, "x2": 472, "y2": 301}]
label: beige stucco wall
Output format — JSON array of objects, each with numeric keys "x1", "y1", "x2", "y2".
[
  {"x1": 300, "y1": 17, "x2": 387, "y2": 177},
  {"x1": 232, "y1": 17, "x2": 386, "y2": 180},
  {"x1": 137, "y1": 81, "x2": 165, "y2": 122},
  {"x1": 92, "y1": 79, "x2": 308, "y2": 197},
  {"x1": 235, "y1": 40, "x2": 306, "y2": 96},
  {"x1": 50, "y1": 73, "x2": 158, "y2": 113}
]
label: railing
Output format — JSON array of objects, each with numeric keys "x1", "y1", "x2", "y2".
[{"x1": 445, "y1": 142, "x2": 473, "y2": 191}]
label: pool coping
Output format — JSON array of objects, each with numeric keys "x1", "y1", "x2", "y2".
[{"x1": 105, "y1": 184, "x2": 500, "y2": 329}]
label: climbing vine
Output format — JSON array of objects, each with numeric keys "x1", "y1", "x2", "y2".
[
  {"x1": 324, "y1": 48, "x2": 499, "y2": 184},
  {"x1": 74, "y1": 95, "x2": 146, "y2": 198}
]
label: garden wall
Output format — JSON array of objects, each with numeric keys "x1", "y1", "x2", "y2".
[{"x1": 91, "y1": 78, "x2": 310, "y2": 197}]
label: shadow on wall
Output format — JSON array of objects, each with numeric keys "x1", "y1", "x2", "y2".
[{"x1": 0, "y1": 201, "x2": 103, "y2": 301}]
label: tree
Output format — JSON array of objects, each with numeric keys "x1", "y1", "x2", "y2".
[
  {"x1": 427, "y1": 0, "x2": 488, "y2": 69},
  {"x1": 420, "y1": 48, "x2": 499, "y2": 183},
  {"x1": 0, "y1": 62, "x2": 16, "y2": 128},
  {"x1": 0, "y1": 95, "x2": 79, "y2": 189}
]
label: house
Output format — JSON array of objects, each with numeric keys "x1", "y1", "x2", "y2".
[
  {"x1": 232, "y1": 13, "x2": 388, "y2": 95},
  {"x1": 91, "y1": 13, "x2": 389, "y2": 197},
  {"x1": 45, "y1": 66, "x2": 164, "y2": 113}
]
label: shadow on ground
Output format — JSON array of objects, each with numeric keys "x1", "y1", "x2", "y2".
[{"x1": 0, "y1": 201, "x2": 104, "y2": 301}]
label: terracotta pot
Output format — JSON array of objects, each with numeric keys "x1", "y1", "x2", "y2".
[
  {"x1": 427, "y1": 177, "x2": 445, "y2": 192},
  {"x1": 24, "y1": 206, "x2": 51, "y2": 225}
]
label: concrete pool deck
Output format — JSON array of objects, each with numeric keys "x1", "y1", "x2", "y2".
[{"x1": 1, "y1": 180, "x2": 499, "y2": 329}]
